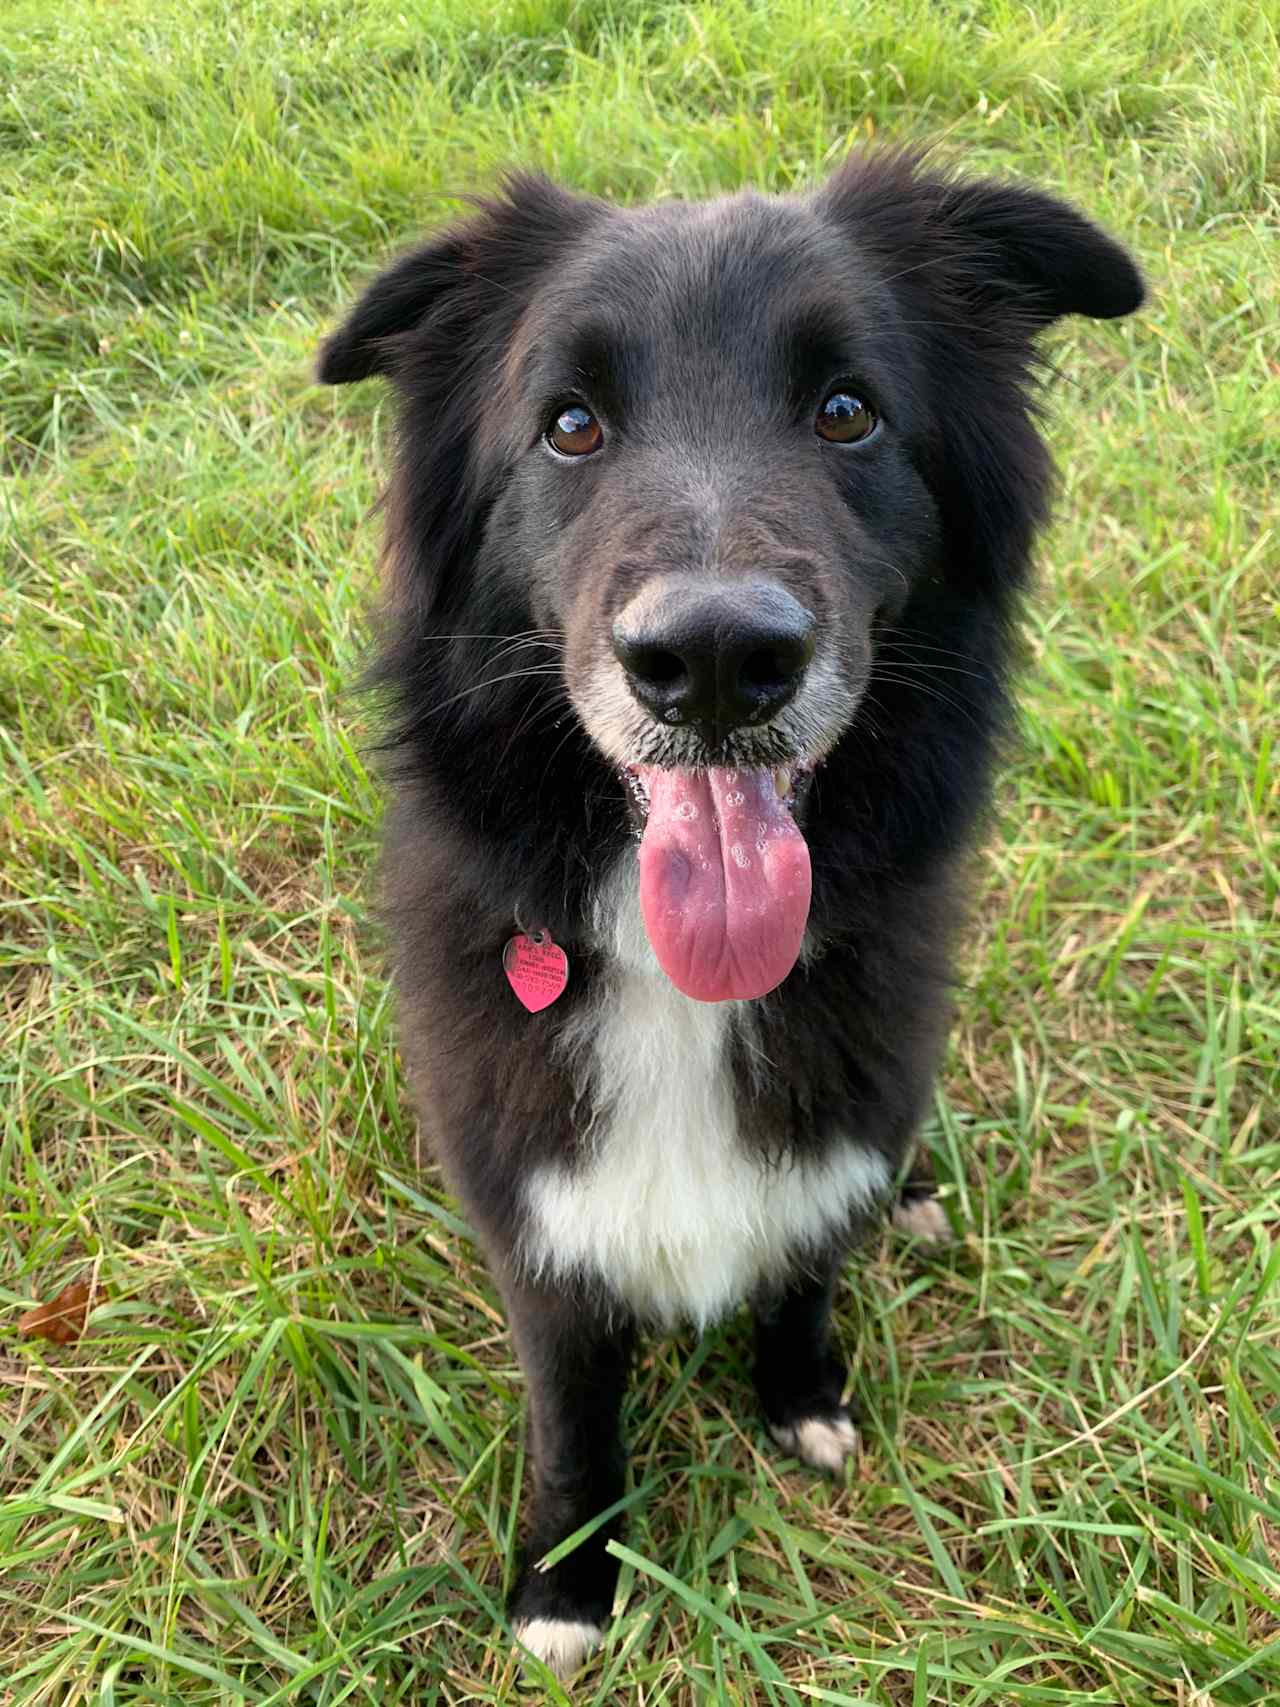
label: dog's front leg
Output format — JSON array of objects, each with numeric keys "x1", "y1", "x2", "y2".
[
  {"x1": 504, "y1": 1273, "x2": 634, "y2": 1676},
  {"x1": 753, "y1": 1252, "x2": 860, "y2": 1476}
]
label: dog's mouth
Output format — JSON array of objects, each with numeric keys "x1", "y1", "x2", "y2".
[{"x1": 620, "y1": 761, "x2": 816, "y2": 1004}]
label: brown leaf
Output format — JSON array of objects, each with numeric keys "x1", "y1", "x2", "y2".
[{"x1": 20, "y1": 1280, "x2": 92, "y2": 1346}]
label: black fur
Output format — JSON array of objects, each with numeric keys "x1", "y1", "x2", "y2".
[
  {"x1": 318, "y1": 151, "x2": 1142, "y2": 1662},
  {"x1": 754, "y1": 1255, "x2": 853, "y2": 1438},
  {"x1": 501, "y1": 1273, "x2": 635, "y2": 1632}
]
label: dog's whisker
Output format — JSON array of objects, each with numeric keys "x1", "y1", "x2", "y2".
[
  {"x1": 501, "y1": 687, "x2": 576, "y2": 765},
  {"x1": 867, "y1": 671, "x2": 986, "y2": 731},
  {"x1": 417, "y1": 667, "x2": 566, "y2": 722},
  {"x1": 873, "y1": 650, "x2": 991, "y2": 681},
  {"x1": 401, "y1": 631, "x2": 560, "y2": 644},
  {"x1": 873, "y1": 627, "x2": 988, "y2": 667}
]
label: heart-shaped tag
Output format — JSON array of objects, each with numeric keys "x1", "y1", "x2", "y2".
[{"x1": 503, "y1": 930, "x2": 569, "y2": 1013}]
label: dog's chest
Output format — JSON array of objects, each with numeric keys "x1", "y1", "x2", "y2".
[{"x1": 520, "y1": 876, "x2": 889, "y2": 1326}]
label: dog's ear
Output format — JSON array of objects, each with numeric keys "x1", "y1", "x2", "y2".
[
  {"x1": 822, "y1": 152, "x2": 1144, "y2": 329},
  {"x1": 928, "y1": 175, "x2": 1144, "y2": 325},
  {"x1": 316, "y1": 234, "x2": 469, "y2": 384},
  {"x1": 316, "y1": 174, "x2": 604, "y2": 385}
]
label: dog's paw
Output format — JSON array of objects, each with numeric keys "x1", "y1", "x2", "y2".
[
  {"x1": 769, "y1": 1409, "x2": 859, "y2": 1475},
  {"x1": 891, "y1": 1190, "x2": 953, "y2": 1246},
  {"x1": 514, "y1": 1615, "x2": 603, "y2": 1676}
]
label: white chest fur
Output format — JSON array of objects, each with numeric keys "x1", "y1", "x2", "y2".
[{"x1": 519, "y1": 868, "x2": 890, "y2": 1327}]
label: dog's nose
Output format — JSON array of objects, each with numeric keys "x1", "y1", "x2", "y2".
[{"x1": 612, "y1": 581, "x2": 816, "y2": 735}]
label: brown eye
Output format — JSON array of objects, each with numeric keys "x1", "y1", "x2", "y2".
[
  {"x1": 816, "y1": 391, "x2": 877, "y2": 444},
  {"x1": 548, "y1": 403, "x2": 603, "y2": 456}
]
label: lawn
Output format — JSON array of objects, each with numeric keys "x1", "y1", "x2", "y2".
[{"x1": 2, "y1": 0, "x2": 1277, "y2": 1701}]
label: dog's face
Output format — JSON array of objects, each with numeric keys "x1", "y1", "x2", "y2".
[
  {"x1": 488, "y1": 195, "x2": 931, "y2": 780},
  {"x1": 320, "y1": 157, "x2": 1141, "y2": 1001}
]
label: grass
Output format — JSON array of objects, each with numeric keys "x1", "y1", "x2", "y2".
[{"x1": 1, "y1": 0, "x2": 1277, "y2": 1700}]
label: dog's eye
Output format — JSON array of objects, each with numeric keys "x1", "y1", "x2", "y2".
[
  {"x1": 548, "y1": 404, "x2": 603, "y2": 457},
  {"x1": 816, "y1": 391, "x2": 877, "y2": 444}
]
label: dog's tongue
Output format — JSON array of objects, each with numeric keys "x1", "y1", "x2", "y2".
[{"x1": 636, "y1": 767, "x2": 811, "y2": 1002}]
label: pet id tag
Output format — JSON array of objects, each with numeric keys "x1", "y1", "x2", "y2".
[{"x1": 503, "y1": 928, "x2": 569, "y2": 1012}]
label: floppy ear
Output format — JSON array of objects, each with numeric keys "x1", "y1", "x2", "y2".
[
  {"x1": 821, "y1": 151, "x2": 1144, "y2": 330},
  {"x1": 820, "y1": 153, "x2": 1143, "y2": 596},
  {"x1": 929, "y1": 176, "x2": 1144, "y2": 325},
  {"x1": 316, "y1": 234, "x2": 469, "y2": 384},
  {"x1": 319, "y1": 175, "x2": 605, "y2": 620},
  {"x1": 316, "y1": 173, "x2": 605, "y2": 386}
]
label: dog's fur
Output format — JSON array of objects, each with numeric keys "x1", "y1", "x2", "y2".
[{"x1": 318, "y1": 152, "x2": 1142, "y2": 1673}]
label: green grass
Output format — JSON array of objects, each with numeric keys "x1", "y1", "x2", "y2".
[{"x1": 2, "y1": 0, "x2": 1277, "y2": 1700}]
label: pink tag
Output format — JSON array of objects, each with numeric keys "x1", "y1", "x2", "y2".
[{"x1": 503, "y1": 930, "x2": 569, "y2": 1012}]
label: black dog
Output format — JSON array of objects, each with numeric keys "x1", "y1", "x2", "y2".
[{"x1": 318, "y1": 152, "x2": 1141, "y2": 1673}]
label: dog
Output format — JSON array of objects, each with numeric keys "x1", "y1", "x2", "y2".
[{"x1": 317, "y1": 151, "x2": 1142, "y2": 1674}]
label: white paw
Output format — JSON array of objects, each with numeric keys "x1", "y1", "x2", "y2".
[
  {"x1": 892, "y1": 1193, "x2": 952, "y2": 1245},
  {"x1": 514, "y1": 1616, "x2": 603, "y2": 1676},
  {"x1": 770, "y1": 1411, "x2": 859, "y2": 1474}
]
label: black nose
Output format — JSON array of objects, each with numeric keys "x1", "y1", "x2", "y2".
[{"x1": 612, "y1": 581, "x2": 816, "y2": 737}]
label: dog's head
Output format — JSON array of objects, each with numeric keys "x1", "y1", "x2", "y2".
[{"x1": 320, "y1": 155, "x2": 1142, "y2": 1002}]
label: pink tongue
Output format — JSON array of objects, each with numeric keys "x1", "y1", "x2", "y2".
[{"x1": 636, "y1": 767, "x2": 812, "y2": 1003}]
